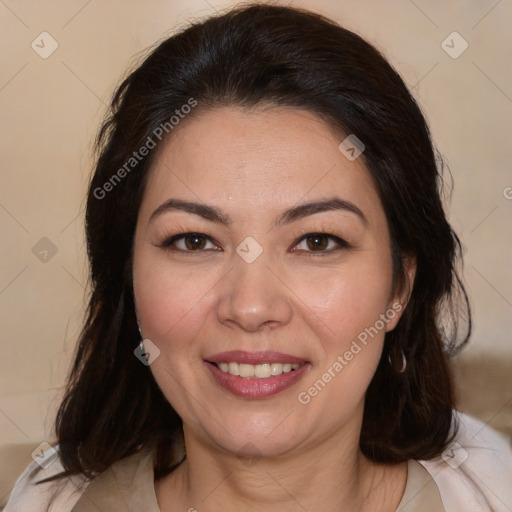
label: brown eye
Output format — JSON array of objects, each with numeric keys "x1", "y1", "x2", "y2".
[
  {"x1": 184, "y1": 234, "x2": 207, "y2": 250},
  {"x1": 306, "y1": 234, "x2": 329, "y2": 251},
  {"x1": 160, "y1": 233, "x2": 217, "y2": 251},
  {"x1": 294, "y1": 233, "x2": 349, "y2": 253}
]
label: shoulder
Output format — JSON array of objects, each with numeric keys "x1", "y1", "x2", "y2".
[
  {"x1": 4, "y1": 445, "x2": 157, "y2": 512},
  {"x1": 418, "y1": 411, "x2": 512, "y2": 511},
  {"x1": 3, "y1": 445, "x2": 89, "y2": 512}
]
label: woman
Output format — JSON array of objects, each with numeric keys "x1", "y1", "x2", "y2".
[{"x1": 6, "y1": 3, "x2": 512, "y2": 511}]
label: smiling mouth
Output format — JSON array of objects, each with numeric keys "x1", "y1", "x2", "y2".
[
  {"x1": 213, "y1": 362, "x2": 302, "y2": 379},
  {"x1": 205, "y1": 354, "x2": 311, "y2": 398}
]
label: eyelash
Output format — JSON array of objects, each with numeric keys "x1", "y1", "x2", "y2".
[{"x1": 158, "y1": 231, "x2": 350, "y2": 256}]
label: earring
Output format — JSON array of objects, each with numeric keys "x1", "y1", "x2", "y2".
[
  {"x1": 388, "y1": 349, "x2": 407, "y2": 373},
  {"x1": 137, "y1": 326, "x2": 144, "y2": 353}
]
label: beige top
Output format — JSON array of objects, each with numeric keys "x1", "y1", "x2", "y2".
[
  {"x1": 69, "y1": 448, "x2": 444, "y2": 512},
  {"x1": 7, "y1": 413, "x2": 512, "y2": 511}
]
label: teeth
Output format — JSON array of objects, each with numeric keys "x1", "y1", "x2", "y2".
[
  {"x1": 216, "y1": 362, "x2": 300, "y2": 378},
  {"x1": 228, "y1": 362, "x2": 240, "y2": 376},
  {"x1": 255, "y1": 363, "x2": 271, "y2": 378},
  {"x1": 239, "y1": 363, "x2": 255, "y2": 378}
]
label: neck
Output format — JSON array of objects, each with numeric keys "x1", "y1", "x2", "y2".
[{"x1": 156, "y1": 422, "x2": 406, "y2": 512}]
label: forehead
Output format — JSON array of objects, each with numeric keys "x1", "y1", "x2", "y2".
[{"x1": 140, "y1": 105, "x2": 383, "y2": 225}]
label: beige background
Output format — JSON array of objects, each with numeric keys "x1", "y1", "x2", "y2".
[{"x1": 1, "y1": 0, "x2": 511, "y2": 450}]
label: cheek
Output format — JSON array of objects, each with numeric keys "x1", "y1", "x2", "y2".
[
  {"x1": 133, "y1": 254, "x2": 218, "y2": 349},
  {"x1": 133, "y1": 256, "x2": 219, "y2": 416},
  {"x1": 292, "y1": 266, "x2": 393, "y2": 420},
  {"x1": 294, "y1": 261, "x2": 394, "y2": 343}
]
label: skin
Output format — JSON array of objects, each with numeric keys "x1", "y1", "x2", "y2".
[{"x1": 132, "y1": 105, "x2": 416, "y2": 511}]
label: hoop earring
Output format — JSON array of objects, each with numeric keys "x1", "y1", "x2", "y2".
[{"x1": 388, "y1": 350, "x2": 407, "y2": 373}]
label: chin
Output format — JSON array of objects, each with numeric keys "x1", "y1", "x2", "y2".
[{"x1": 197, "y1": 411, "x2": 311, "y2": 459}]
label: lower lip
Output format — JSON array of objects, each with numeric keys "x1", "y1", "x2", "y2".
[{"x1": 205, "y1": 362, "x2": 310, "y2": 399}]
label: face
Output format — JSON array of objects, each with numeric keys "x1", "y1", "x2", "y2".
[{"x1": 133, "y1": 105, "x2": 410, "y2": 459}]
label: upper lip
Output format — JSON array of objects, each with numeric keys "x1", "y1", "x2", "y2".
[{"x1": 206, "y1": 350, "x2": 308, "y2": 365}]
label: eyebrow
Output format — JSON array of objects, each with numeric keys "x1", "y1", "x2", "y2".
[
  {"x1": 149, "y1": 197, "x2": 368, "y2": 227},
  {"x1": 275, "y1": 197, "x2": 368, "y2": 227},
  {"x1": 149, "y1": 198, "x2": 231, "y2": 225}
]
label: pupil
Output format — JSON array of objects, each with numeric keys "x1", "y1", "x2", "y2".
[
  {"x1": 307, "y1": 235, "x2": 328, "y2": 250},
  {"x1": 186, "y1": 235, "x2": 205, "y2": 250}
]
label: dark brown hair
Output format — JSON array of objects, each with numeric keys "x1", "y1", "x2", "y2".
[{"x1": 53, "y1": 2, "x2": 471, "y2": 479}]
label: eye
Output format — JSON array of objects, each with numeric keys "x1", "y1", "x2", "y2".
[
  {"x1": 160, "y1": 233, "x2": 219, "y2": 251},
  {"x1": 293, "y1": 233, "x2": 349, "y2": 253}
]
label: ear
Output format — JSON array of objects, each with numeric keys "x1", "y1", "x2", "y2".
[{"x1": 385, "y1": 254, "x2": 417, "y2": 332}]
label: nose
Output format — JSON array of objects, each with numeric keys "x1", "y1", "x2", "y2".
[{"x1": 216, "y1": 257, "x2": 293, "y2": 333}]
